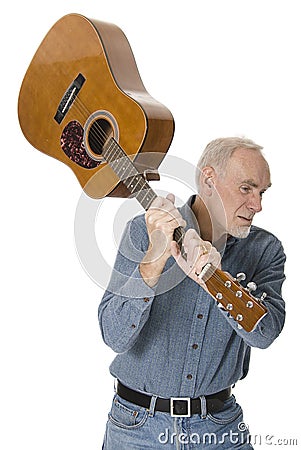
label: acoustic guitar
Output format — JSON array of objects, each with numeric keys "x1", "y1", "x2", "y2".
[
  {"x1": 18, "y1": 13, "x2": 174, "y2": 199},
  {"x1": 18, "y1": 13, "x2": 267, "y2": 332}
]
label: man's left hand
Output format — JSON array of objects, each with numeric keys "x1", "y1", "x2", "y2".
[{"x1": 170, "y1": 228, "x2": 221, "y2": 290}]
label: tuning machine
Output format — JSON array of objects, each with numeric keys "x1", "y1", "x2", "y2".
[
  {"x1": 259, "y1": 292, "x2": 267, "y2": 302},
  {"x1": 235, "y1": 272, "x2": 246, "y2": 283},
  {"x1": 235, "y1": 271, "x2": 257, "y2": 294},
  {"x1": 246, "y1": 281, "x2": 257, "y2": 293}
]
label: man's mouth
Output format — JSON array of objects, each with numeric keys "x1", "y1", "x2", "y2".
[{"x1": 237, "y1": 215, "x2": 253, "y2": 225}]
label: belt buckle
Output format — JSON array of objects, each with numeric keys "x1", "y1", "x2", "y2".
[{"x1": 170, "y1": 397, "x2": 191, "y2": 417}]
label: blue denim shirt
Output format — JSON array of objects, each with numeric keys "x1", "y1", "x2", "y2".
[{"x1": 98, "y1": 196, "x2": 286, "y2": 398}]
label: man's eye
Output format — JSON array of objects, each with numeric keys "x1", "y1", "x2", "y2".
[{"x1": 240, "y1": 186, "x2": 250, "y2": 194}]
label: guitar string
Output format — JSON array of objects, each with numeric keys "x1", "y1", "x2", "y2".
[
  {"x1": 71, "y1": 96, "x2": 112, "y2": 150},
  {"x1": 102, "y1": 138, "x2": 157, "y2": 210},
  {"x1": 69, "y1": 96, "x2": 150, "y2": 182},
  {"x1": 69, "y1": 95, "x2": 141, "y2": 183},
  {"x1": 67, "y1": 97, "x2": 257, "y2": 311}
]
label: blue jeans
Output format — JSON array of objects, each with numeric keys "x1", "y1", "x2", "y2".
[{"x1": 102, "y1": 393, "x2": 253, "y2": 449}]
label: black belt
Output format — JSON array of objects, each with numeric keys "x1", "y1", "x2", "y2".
[{"x1": 117, "y1": 381, "x2": 231, "y2": 417}]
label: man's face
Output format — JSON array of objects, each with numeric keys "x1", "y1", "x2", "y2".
[{"x1": 214, "y1": 148, "x2": 271, "y2": 238}]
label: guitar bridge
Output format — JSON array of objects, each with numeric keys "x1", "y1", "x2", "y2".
[{"x1": 54, "y1": 73, "x2": 86, "y2": 124}]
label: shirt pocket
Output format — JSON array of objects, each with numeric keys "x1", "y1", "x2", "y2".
[
  {"x1": 108, "y1": 394, "x2": 149, "y2": 429},
  {"x1": 207, "y1": 395, "x2": 243, "y2": 425}
]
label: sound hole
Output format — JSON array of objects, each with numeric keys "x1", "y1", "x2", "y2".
[{"x1": 88, "y1": 118, "x2": 113, "y2": 159}]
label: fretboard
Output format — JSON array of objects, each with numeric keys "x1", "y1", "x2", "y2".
[{"x1": 103, "y1": 138, "x2": 157, "y2": 210}]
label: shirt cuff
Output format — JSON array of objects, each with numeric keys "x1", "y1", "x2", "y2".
[{"x1": 116, "y1": 266, "x2": 156, "y2": 309}]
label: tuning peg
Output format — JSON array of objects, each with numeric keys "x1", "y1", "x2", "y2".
[
  {"x1": 246, "y1": 281, "x2": 257, "y2": 293},
  {"x1": 260, "y1": 292, "x2": 267, "y2": 302},
  {"x1": 236, "y1": 273, "x2": 246, "y2": 282}
]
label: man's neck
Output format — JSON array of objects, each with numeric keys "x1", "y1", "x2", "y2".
[{"x1": 191, "y1": 195, "x2": 228, "y2": 250}]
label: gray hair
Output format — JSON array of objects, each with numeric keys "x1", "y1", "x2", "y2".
[{"x1": 195, "y1": 136, "x2": 264, "y2": 189}]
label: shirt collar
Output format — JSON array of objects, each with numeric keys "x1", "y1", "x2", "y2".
[
  {"x1": 179, "y1": 195, "x2": 241, "y2": 251},
  {"x1": 179, "y1": 195, "x2": 200, "y2": 234}
]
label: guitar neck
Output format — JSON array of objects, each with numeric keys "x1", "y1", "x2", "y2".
[
  {"x1": 103, "y1": 138, "x2": 157, "y2": 209},
  {"x1": 103, "y1": 138, "x2": 186, "y2": 250}
]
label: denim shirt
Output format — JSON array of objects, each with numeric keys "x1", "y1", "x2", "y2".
[{"x1": 98, "y1": 196, "x2": 286, "y2": 398}]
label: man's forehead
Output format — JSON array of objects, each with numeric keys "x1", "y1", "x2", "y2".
[
  {"x1": 230, "y1": 146, "x2": 265, "y2": 162},
  {"x1": 226, "y1": 148, "x2": 271, "y2": 186}
]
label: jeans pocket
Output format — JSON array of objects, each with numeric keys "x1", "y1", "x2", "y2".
[
  {"x1": 108, "y1": 394, "x2": 148, "y2": 430},
  {"x1": 207, "y1": 395, "x2": 243, "y2": 425}
]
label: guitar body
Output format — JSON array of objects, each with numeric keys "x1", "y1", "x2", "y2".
[{"x1": 18, "y1": 14, "x2": 174, "y2": 198}]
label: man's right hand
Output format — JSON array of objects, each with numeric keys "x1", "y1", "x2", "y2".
[{"x1": 139, "y1": 193, "x2": 186, "y2": 286}]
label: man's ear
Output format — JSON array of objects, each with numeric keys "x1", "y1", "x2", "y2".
[{"x1": 201, "y1": 166, "x2": 216, "y2": 194}]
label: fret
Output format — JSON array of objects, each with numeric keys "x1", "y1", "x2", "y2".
[
  {"x1": 110, "y1": 156, "x2": 136, "y2": 181},
  {"x1": 123, "y1": 174, "x2": 143, "y2": 194},
  {"x1": 135, "y1": 187, "x2": 157, "y2": 210},
  {"x1": 104, "y1": 139, "x2": 136, "y2": 178},
  {"x1": 122, "y1": 174, "x2": 145, "y2": 194},
  {"x1": 103, "y1": 138, "x2": 157, "y2": 210},
  {"x1": 104, "y1": 143, "x2": 135, "y2": 180}
]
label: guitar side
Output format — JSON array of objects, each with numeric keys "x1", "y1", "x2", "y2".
[{"x1": 18, "y1": 14, "x2": 174, "y2": 199}]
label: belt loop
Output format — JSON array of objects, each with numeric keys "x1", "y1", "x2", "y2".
[
  {"x1": 148, "y1": 395, "x2": 158, "y2": 417},
  {"x1": 200, "y1": 395, "x2": 207, "y2": 418}
]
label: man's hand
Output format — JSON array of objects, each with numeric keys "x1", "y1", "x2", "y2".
[
  {"x1": 171, "y1": 228, "x2": 221, "y2": 291},
  {"x1": 139, "y1": 194, "x2": 186, "y2": 286}
]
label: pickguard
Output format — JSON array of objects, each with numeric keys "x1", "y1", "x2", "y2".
[{"x1": 60, "y1": 120, "x2": 101, "y2": 169}]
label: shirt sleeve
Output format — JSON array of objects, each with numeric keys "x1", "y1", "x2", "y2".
[
  {"x1": 98, "y1": 218, "x2": 156, "y2": 354},
  {"x1": 218, "y1": 235, "x2": 286, "y2": 348}
]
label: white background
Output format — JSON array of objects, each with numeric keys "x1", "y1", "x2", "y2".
[{"x1": 1, "y1": 0, "x2": 300, "y2": 448}]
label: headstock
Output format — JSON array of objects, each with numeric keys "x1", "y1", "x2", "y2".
[{"x1": 201, "y1": 264, "x2": 268, "y2": 332}]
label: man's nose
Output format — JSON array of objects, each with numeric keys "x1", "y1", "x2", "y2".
[{"x1": 247, "y1": 193, "x2": 262, "y2": 213}]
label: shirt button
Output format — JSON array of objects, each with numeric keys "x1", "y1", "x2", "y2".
[
  {"x1": 144, "y1": 297, "x2": 150, "y2": 302},
  {"x1": 187, "y1": 374, "x2": 193, "y2": 380},
  {"x1": 192, "y1": 344, "x2": 198, "y2": 350},
  {"x1": 131, "y1": 324, "x2": 136, "y2": 329},
  {"x1": 197, "y1": 314, "x2": 203, "y2": 319}
]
